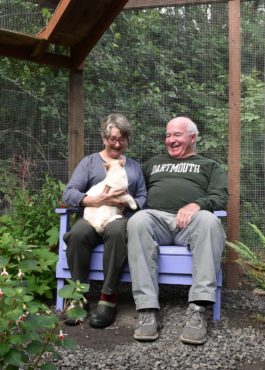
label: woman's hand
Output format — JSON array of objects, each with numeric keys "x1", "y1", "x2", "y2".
[{"x1": 81, "y1": 186, "x2": 127, "y2": 208}]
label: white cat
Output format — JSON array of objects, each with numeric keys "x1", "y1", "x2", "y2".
[{"x1": 83, "y1": 160, "x2": 137, "y2": 234}]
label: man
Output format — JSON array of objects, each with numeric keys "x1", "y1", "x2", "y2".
[{"x1": 127, "y1": 116, "x2": 228, "y2": 344}]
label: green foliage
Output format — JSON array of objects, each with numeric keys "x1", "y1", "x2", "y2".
[
  {"x1": 0, "y1": 223, "x2": 57, "y2": 300},
  {"x1": 226, "y1": 223, "x2": 265, "y2": 290},
  {"x1": 58, "y1": 280, "x2": 90, "y2": 323},
  {"x1": 0, "y1": 174, "x2": 65, "y2": 299},
  {"x1": 0, "y1": 273, "x2": 88, "y2": 370},
  {"x1": 2, "y1": 175, "x2": 64, "y2": 245}
]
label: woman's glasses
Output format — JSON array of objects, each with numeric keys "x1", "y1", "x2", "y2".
[{"x1": 106, "y1": 136, "x2": 127, "y2": 145}]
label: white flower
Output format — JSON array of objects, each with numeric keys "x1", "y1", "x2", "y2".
[
  {"x1": 16, "y1": 314, "x2": 27, "y2": 326},
  {"x1": 17, "y1": 269, "x2": 25, "y2": 279},
  {"x1": 1, "y1": 268, "x2": 8, "y2": 277}
]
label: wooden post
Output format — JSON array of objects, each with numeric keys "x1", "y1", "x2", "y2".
[
  {"x1": 226, "y1": 0, "x2": 241, "y2": 288},
  {"x1": 68, "y1": 68, "x2": 84, "y2": 179}
]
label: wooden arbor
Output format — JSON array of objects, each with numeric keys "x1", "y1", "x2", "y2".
[{"x1": 0, "y1": 0, "x2": 241, "y2": 286}]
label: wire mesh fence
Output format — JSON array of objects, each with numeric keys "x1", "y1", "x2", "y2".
[
  {"x1": 0, "y1": 1, "x2": 264, "y2": 256},
  {"x1": 0, "y1": 0, "x2": 56, "y2": 34}
]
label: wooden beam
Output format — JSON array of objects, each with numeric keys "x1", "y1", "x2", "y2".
[
  {"x1": 0, "y1": 43, "x2": 74, "y2": 69},
  {"x1": 125, "y1": 0, "x2": 223, "y2": 9},
  {"x1": 68, "y1": 69, "x2": 84, "y2": 178},
  {"x1": 71, "y1": 0, "x2": 130, "y2": 68},
  {"x1": 37, "y1": 0, "x2": 71, "y2": 39},
  {"x1": 226, "y1": 0, "x2": 241, "y2": 288}
]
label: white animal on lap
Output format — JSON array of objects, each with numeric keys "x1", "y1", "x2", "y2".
[{"x1": 83, "y1": 160, "x2": 137, "y2": 234}]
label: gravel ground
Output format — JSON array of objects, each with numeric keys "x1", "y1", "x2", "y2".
[{"x1": 54, "y1": 285, "x2": 265, "y2": 370}]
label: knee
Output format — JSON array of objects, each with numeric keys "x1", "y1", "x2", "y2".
[
  {"x1": 194, "y1": 211, "x2": 226, "y2": 240},
  {"x1": 127, "y1": 211, "x2": 149, "y2": 233},
  {"x1": 195, "y1": 210, "x2": 220, "y2": 227},
  {"x1": 104, "y1": 219, "x2": 126, "y2": 240},
  {"x1": 66, "y1": 220, "x2": 93, "y2": 244}
]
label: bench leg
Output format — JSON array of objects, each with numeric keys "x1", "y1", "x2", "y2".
[
  {"x1": 213, "y1": 287, "x2": 221, "y2": 320},
  {"x1": 56, "y1": 278, "x2": 65, "y2": 311}
]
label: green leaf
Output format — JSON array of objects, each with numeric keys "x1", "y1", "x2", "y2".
[
  {"x1": 5, "y1": 308, "x2": 24, "y2": 321},
  {"x1": 0, "y1": 319, "x2": 9, "y2": 332},
  {"x1": 64, "y1": 306, "x2": 87, "y2": 321},
  {"x1": 5, "y1": 348, "x2": 23, "y2": 366},
  {"x1": 46, "y1": 226, "x2": 59, "y2": 245},
  {"x1": 9, "y1": 335, "x2": 26, "y2": 345},
  {"x1": 0, "y1": 256, "x2": 9, "y2": 268},
  {"x1": 18, "y1": 259, "x2": 37, "y2": 271},
  {"x1": 23, "y1": 314, "x2": 58, "y2": 331},
  {"x1": 0, "y1": 343, "x2": 9, "y2": 356},
  {"x1": 0, "y1": 214, "x2": 12, "y2": 224},
  {"x1": 2, "y1": 287, "x2": 16, "y2": 297},
  {"x1": 59, "y1": 281, "x2": 89, "y2": 299},
  {"x1": 58, "y1": 284, "x2": 76, "y2": 298},
  {"x1": 26, "y1": 340, "x2": 44, "y2": 355}
]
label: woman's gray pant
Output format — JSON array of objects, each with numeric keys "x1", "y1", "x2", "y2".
[
  {"x1": 127, "y1": 209, "x2": 226, "y2": 310},
  {"x1": 64, "y1": 217, "x2": 128, "y2": 295}
]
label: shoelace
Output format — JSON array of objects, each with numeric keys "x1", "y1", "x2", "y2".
[
  {"x1": 134, "y1": 312, "x2": 154, "y2": 329},
  {"x1": 136, "y1": 311, "x2": 161, "y2": 329},
  {"x1": 185, "y1": 309, "x2": 206, "y2": 328},
  {"x1": 139, "y1": 312, "x2": 154, "y2": 324}
]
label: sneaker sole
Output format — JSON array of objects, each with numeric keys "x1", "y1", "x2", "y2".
[
  {"x1": 180, "y1": 334, "x2": 207, "y2": 344},
  {"x1": 134, "y1": 332, "x2": 159, "y2": 341}
]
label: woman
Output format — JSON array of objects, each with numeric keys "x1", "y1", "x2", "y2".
[{"x1": 62, "y1": 113, "x2": 146, "y2": 327}]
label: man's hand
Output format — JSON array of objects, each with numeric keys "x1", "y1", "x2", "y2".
[
  {"x1": 175, "y1": 203, "x2": 200, "y2": 229},
  {"x1": 82, "y1": 185, "x2": 127, "y2": 208}
]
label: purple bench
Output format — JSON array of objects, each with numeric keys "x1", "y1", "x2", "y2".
[{"x1": 55, "y1": 208, "x2": 226, "y2": 320}]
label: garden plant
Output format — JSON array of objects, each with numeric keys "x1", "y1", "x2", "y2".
[
  {"x1": 0, "y1": 168, "x2": 90, "y2": 369},
  {"x1": 226, "y1": 223, "x2": 265, "y2": 291}
]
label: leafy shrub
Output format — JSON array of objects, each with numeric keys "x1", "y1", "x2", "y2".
[
  {"x1": 0, "y1": 175, "x2": 65, "y2": 299},
  {"x1": 5, "y1": 175, "x2": 65, "y2": 246},
  {"x1": 0, "y1": 271, "x2": 88, "y2": 370},
  {"x1": 0, "y1": 230, "x2": 58, "y2": 299},
  {"x1": 226, "y1": 223, "x2": 265, "y2": 290}
]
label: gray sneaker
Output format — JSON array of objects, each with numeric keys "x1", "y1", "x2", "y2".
[
  {"x1": 180, "y1": 303, "x2": 207, "y2": 344},
  {"x1": 134, "y1": 309, "x2": 161, "y2": 341}
]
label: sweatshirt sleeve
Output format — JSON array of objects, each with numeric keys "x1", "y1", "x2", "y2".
[{"x1": 195, "y1": 162, "x2": 228, "y2": 212}]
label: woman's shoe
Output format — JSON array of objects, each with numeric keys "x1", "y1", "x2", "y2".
[{"x1": 89, "y1": 304, "x2": 116, "y2": 328}]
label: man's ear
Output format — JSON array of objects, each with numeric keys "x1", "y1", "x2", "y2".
[{"x1": 191, "y1": 133, "x2": 197, "y2": 144}]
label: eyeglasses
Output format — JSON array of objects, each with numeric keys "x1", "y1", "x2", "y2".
[{"x1": 106, "y1": 136, "x2": 127, "y2": 145}]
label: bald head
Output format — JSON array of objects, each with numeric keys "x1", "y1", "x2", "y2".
[
  {"x1": 166, "y1": 117, "x2": 199, "y2": 137},
  {"x1": 165, "y1": 117, "x2": 199, "y2": 159}
]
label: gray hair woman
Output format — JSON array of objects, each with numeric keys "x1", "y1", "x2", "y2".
[{"x1": 62, "y1": 113, "x2": 147, "y2": 327}]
